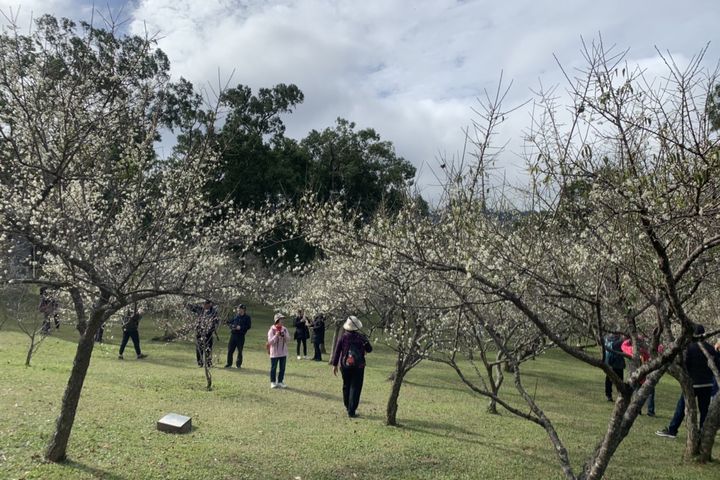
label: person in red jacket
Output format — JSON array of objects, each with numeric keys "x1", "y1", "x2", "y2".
[{"x1": 621, "y1": 336, "x2": 655, "y2": 416}]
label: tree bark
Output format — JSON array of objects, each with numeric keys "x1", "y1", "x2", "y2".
[
  {"x1": 69, "y1": 287, "x2": 86, "y2": 335},
  {"x1": 386, "y1": 360, "x2": 406, "y2": 426},
  {"x1": 698, "y1": 394, "x2": 720, "y2": 462},
  {"x1": 45, "y1": 308, "x2": 105, "y2": 462},
  {"x1": 679, "y1": 379, "x2": 701, "y2": 460},
  {"x1": 204, "y1": 351, "x2": 213, "y2": 391},
  {"x1": 581, "y1": 393, "x2": 633, "y2": 480},
  {"x1": 581, "y1": 370, "x2": 662, "y2": 480},
  {"x1": 487, "y1": 387, "x2": 499, "y2": 414},
  {"x1": 328, "y1": 322, "x2": 343, "y2": 365},
  {"x1": 25, "y1": 334, "x2": 35, "y2": 367}
]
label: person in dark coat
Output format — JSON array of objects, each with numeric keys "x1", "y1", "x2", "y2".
[
  {"x1": 331, "y1": 316, "x2": 373, "y2": 418},
  {"x1": 118, "y1": 306, "x2": 148, "y2": 360},
  {"x1": 94, "y1": 319, "x2": 105, "y2": 343},
  {"x1": 293, "y1": 309, "x2": 310, "y2": 360},
  {"x1": 225, "y1": 304, "x2": 251, "y2": 368},
  {"x1": 603, "y1": 333, "x2": 626, "y2": 402},
  {"x1": 187, "y1": 300, "x2": 219, "y2": 367},
  {"x1": 656, "y1": 324, "x2": 720, "y2": 438},
  {"x1": 311, "y1": 313, "x2": 326, "y2": 361},
  {"x1": 38, "y1": 287, "x2": 60, "y2": 334}
]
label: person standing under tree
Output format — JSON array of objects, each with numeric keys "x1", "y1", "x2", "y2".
[
  {"x1": 331, "y1": 316, "x2": 373, "y2": 418},
  {"x1": 94, "y1": 318, "x2": 106, "y2": 343},
  {"x1": 118, "y1": 306, "x2": 148, "y2": 360},
  {"x1": 268, "y1": 313, "x2": 289, "y2": 388},
  {"x1": 293, "y1": 309, "x2": 310, "y2": 360},
  {"x1": 603, "y1": 332, "x2": 626, "y2": 402},
  {"x1": 186, "y1": 300, "x2": 219, "y2": 368},
  {"x1": 38, "y1": 287, "x2": 60, "y2": 334},
  {"x1": 225, "y1": 304, "x2": 251, "y2": 368},
  {"x1": 656, "y1": 324, "x2": 720, "y2": 438},
  {"x1": 311, "y1": 313, "x2": 326, "y2": 361}
]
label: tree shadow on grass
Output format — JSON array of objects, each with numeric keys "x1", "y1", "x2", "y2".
[
  {"x1": 62, "y1": 460, "x2": 126, "y2": 480},
  {"x1": 401, "y1": 417, "x2": 489, "y2": 437},
  {"x1": 286, "y1": 386, "x2": 343, "y2": 403},
  {"x1": 219, "y1": 366, "x2": 269, "y2": 376},
  {"x1": 398, "y1": 418, "x2": 556, "y2": 468},
  {"x1": 403, "y1": 379, "x2": 468, "y2": 393},
  {"x1": 219, "y1": 366, "x2": 314, "y2": 379}
]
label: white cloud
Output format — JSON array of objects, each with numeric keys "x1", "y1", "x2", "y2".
[
  {"x1": 0, "y1": 0, "x2": 91, "y2": 29},
  {"x1": 8, "y1": 0, "x2": 719, "y2": 202}
]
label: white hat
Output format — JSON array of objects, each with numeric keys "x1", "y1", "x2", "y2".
[
  {"x1": 343, "y1": 315, "x2": 362, "y2": 331},
  {"x1": 273, "y1": 312, "x2": 286, "y2": 323}
]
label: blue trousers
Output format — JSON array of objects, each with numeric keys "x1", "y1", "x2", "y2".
[
  {"x1": 270, "y1": 356, "x2": 286, "y2": 383},
  {"x1": 604, "y1": 367, "x2": 624, "y2": 399},
  {"x1": 640, "y1": 386, "x2": 655, "y2": 415},
  {"x1": 667, "y1": 384, "x2": 715, "y2": 435}
]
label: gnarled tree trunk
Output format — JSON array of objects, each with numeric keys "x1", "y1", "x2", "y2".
[
  {"x1": 386, "y1": 357, "x2": 407, "y2": 426},
  {"x1": 45, "y1": 307, "x2": 107, "y2": 462},
  {"x1": 697, "y1": 394, "x2": 720, "y2": 462}
]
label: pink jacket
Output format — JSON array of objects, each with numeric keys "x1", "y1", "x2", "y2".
[{"x1": 267, "y1": 326, "x2": 290, "y2": 358}]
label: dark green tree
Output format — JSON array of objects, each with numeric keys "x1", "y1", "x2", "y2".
[
  {"x1": 709, "y1": 82, "x2": 720, "y2": 131},
  {"x1": 302, "y1": 118, "x2": 417, "y2": 219},
  {"x1": 208, "y1": 83, "x2": 307, "y2": 208}
]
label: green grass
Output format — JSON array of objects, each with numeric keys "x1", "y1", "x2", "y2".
[{"x1": 1, "y1": 313, "x2": 719, "y2": 480}]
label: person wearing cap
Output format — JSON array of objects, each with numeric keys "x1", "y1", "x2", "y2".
[
  {"x1": 331, "y1": 315, "x2": 373, "y2": 418},
  {"x1": 225, "y1": 304, "x2": 252, "y2": 368},
  {"x1": 267, "y1": 313, "x2": 290, "y2": 388}
]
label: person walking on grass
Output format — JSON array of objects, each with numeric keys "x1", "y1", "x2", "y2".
[
  {"x1": 225, "y1": 304, "x2": 251, "y2": 368},
  {"x1": 118, "y1": 306, "x2": 148, "y2": 360},
  {"x1": 268, "y1": 313, "x2": 289, "y2": 389},
  {"x1": 331, "y1": 316, "x2": 373, "y2": 418},
  {"x1": 293, "y1": 309, "x2": 310, "y2": 360},
  {"x1": 656, "y1": 324, "x2": 720, "y2": 439}
]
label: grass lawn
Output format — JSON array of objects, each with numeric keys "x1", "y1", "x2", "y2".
[{"x1": 1, "y1": 310, "x2": 719, "y2": 480}]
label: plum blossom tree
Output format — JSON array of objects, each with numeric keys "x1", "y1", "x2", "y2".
[
  {"x1": 288, "y1": 201, "x2": 448, "y2": 426},
  {"x1": 298, "y1": 40, "x2": 720, "y2": 479},
  {"x1": 0, "y1": 16, "x2": 284, "y2": 462}
]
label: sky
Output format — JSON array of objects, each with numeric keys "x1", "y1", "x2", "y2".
[{"x1": 2, "y1": 0, "x2": 719, "y2": 202}]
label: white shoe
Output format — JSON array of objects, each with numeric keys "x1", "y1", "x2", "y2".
[
  {"x1": 303, "y1": 356, "x2": 308, "y2": 359},
  {"x1": 297, "y1": 356, "x2": 302, "y2": 360},
  {"x1": 270, "y1": 382, "x2": 278, "y2": 389},
  {"x1": 277, "y1": 382, "x2": 287, "y2": 389}
]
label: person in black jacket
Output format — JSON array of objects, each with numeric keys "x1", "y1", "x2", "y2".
[
  {"x1": 118, "y1": 306, "x2": 148, "y2": 360},
  {"x1": 331, "y1": 316, "x2": 373, "y2": 418},
  {"x1": 293, "y1": 309, "x2": 310, "y2": 360},
  {"x1": 225, "y1": 304, "x2": 251, "y2": 368},
  {"x1": 186, "y1": 300, "x2": 219, "y2": 367},
  {"x1": 311, "y1": 313, "x2": 326, "y2": 361},
  {"x1": 38, "y1": 287, "x2": 60, "y2": 334},
  {"x1": 656, "y1": 324, "x2": 720, "y2": 438},
  {"x1": 603, "y1": 333, "x2": 626, "y2": 402}
]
